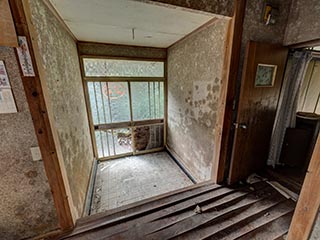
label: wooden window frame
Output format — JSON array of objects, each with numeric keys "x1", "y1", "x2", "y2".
[{"x1": 79, "y1": 56, "x2": 167, "y2": 161}]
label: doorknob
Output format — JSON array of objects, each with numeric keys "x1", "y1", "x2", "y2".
[{"x1": 233, "y1": 122, "x2": 248, "y2": 129}]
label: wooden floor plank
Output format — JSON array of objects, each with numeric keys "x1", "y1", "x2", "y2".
[
  {"x1": 109, "y1": 188, "x2": 255, "y2": 239},
  {"x1": 174, "y1": 194, "x2": 288, "y2": 239},
  {"x1": 82, "y1": 182, "x2": 270, "y2": 239},
  {"x1": 143, "y1": 186, "x2": 276, "y2": 240},
  {"x1": 60, "y1": 181, "x2": 295, "y2": 240},
  {"x1": 67, "y1": 182, "x2": 221, "y2": 235},
  {"x1": 235, "y1": 212, "x2": 293, "y2": 240},
  {"x1": 208, "y1": 202, "x2": 295, "y2": 240},
  {"x1": 63, "y1": 184, "x2": 225, "y2": 239},
  {"x1": 69, "y1": 185, "x2": 250, "y2": 240},
  {"x1": 77, "y1": 181, "x2": 216, "y2": 226}
]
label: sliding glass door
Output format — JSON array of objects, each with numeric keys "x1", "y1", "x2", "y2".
[{"x1": 82, "y1": 57, "x2": 165, "y2": 160}]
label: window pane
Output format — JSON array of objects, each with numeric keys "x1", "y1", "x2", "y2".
[
  {"x1": 83, "y1": 58, "x2": 164, "y2": 77},
  {"x1": 95, "y1": 130, "x2": 113, "y2": 158},
  {"x1": 87, "y1": 82, "x2": 130, "y2": 124},
  {"x1": 108, "y1": 82, "x2": 131, "y2": 122},
  {"x1": 131, "y1": 82, "x2": 150, "y2": 120},
  {"x1": 87, "y1": 82, "x2": 111, "y2": 124},
  {"x1": 131, "y1": 82, "x2": 164, "y2": 120},
  {"x1": 112, "y1": 128, "x2": 132, "y2": 155},
  {"x1": 95, "y1": 128, "x2": 132, "y2": 158},
  {"x1": 133, "y1": 125, "x2": 164, "y2": 152},
  {"x1": 87, "y1": 82, "x2": 99, "y2": 125}
]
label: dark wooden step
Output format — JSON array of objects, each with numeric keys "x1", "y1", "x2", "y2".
[{"x1": 60, "y1": 181, "x2": 295, "y2": 240}]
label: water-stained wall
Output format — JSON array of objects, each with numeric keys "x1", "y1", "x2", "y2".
[
  {"x1": 28, "y1": 0, "x2": 94, "y2": 218},
  {"x1": 167, "y1": 18, "x2": 229, "y2": 182},
  {"x1": 238, "y1": 0, "x2": 291, "y2": 81},
  {"x1": 284, "y1": 0, "x2": 320, "y2": 46},
  {"x1": 0, "y1": 46, "x2": 58, "y2": 239}
]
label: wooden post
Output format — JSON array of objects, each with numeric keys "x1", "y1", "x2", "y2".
[
  {"x1": 287, "y1": 133, "x2": 320, "y2": 240},
  {"x1": 8, "y1": 0, "x2": 74, "y2": 231},
  {"x1": 216, "y1": 0, "x2": 246, "y2": 183},
  {"x1": 0, "y1": 0, "x2": 18, "y2": 47}
]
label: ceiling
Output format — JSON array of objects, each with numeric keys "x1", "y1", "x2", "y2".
[{"x1": 49, "y1": 0, "x2": 217, "y2": 48}]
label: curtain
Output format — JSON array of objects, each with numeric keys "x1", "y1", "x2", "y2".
[{"x1": 267, "y1": 51, "x2": 313, "y2": 167}]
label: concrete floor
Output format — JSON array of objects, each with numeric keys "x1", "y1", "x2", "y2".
[{"x1": 90, "y1": 151, "x2": 193, "y2": 214}]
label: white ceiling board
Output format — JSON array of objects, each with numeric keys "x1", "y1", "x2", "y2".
[{"x1": 49, "y1": 0, "x2": 216, "y2": 47}]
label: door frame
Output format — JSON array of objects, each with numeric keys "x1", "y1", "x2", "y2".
[
  {"x1": 11, "y1": 0, "x2": 247, "y2": 235},
  {"x1": 216, "y1": 0, "x2": 247, "y2": 183},
  {"x1": 287, "y1": 132, "x2": 320, "y2": 240},
  {"x1": 10, "y1": 0, "x2": 75, "y2": 233}
]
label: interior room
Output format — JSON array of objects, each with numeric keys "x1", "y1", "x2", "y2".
[
  {"x1": 1, "y1": 0, "x2": 320, "y2": 239},
  {"x1": 43, "y1": 0, "x2": 231, "y2": 215}
]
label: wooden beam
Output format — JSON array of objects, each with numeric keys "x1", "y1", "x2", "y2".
[
  {"x1": 216, "y1": 0, "x2": 246, "y2": 183},
  {"x1": 0, "y1": 0, "x2": 18, "y2": 47},
  {"x1": 288, "y1": 38, "x2": 320, "y2": 49},
  {"x1": 8, "y1": 0, "x2": 74, "y2": 231},
  {"x1": 287, "y1": 134, "x2": 320, "y2": 240},
  {"x1": 211, "y1": 17, "x2": 232, "y2": 183}
]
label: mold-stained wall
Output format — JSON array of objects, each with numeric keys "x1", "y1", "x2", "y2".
[
  {"x1": 242, "y1": 0, "x2": 291, "y2": 46},
  {"x1": 0, "y1": 46, "x2": 58, "y2": 239},
  {"x1": 238, "y1": 0, "x2": 291, "y2": 78},
  {"x1": 151, "y1": 0, "x2": 234, "y2": 17},
  {"x1": 284, "y1": 0, "x2": 320, "y2": 46},
  {"x1": 167, "y1": 19, "x2": 229, "y2": 182},
  {"x1": 28, "y1": 0, "x2": 94, "y2": 217}
]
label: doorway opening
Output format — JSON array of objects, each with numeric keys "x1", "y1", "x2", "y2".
[{"x1": 264, "y1": 51, "x2": 320, "y2": 193}]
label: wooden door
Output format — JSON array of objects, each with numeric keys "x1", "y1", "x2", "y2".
[{"x1": 228, "y1": 41, "x2": 288, "y2": 184}]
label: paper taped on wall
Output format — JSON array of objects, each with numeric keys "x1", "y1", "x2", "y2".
[{"x1": 0, "y1": 89, "x2": 17, "y2": 114}]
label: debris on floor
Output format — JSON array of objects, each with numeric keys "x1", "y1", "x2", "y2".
[{"x1": 246, "y1": 173, "x2": 299, "y2": 202}]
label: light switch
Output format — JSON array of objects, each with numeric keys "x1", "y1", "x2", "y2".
[{"x1": 30, "y1": 146, "x2": 42, "y2": 161}]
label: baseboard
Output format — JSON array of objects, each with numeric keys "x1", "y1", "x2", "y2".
[
  {"x1": 165, "y1": 146, "x2": 197, "y2": 184},
  {"x1": 82, "y1": 158, "x2": 98, "y2": 217}
]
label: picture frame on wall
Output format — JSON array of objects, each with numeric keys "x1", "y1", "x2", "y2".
[{"x1": 255, "y1": 63, "x2": 277, "y2": 87}]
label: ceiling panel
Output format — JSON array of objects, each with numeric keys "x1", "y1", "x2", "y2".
[{"x1": 49, "y1": 0, "x2": 217, "y2": 47}]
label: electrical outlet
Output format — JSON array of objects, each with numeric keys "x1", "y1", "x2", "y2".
[{"x1": 30, "y1": 146, "x2": 42, "y2": 161}]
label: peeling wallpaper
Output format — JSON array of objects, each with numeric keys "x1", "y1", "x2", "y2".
[
  {"x1": 284, "y1": 0, "x2": 320, "y2": 45},
  {"x1": 29, "y1": 0, "x2": 94, "y2": 217},
  {"x1": 0, "y1": 47, "x2": 58, "y2": 239},
  {"x1": 167, "y1": 19, "x2": 229, "y2": 182}
]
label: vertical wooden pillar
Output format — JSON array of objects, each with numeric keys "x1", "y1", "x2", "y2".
[
  {"x1": 287, "y1": 134, "x2": 320, "y2": 240},
  {"x1": 216, "y1": 0, "x2": 246, "y2": 183},
  {"x1": 8, "y1": 0, "x2": 74, "y2": 231},
  {"x1": 0, "y1": 0, "x2": 18, "y2": 47}
]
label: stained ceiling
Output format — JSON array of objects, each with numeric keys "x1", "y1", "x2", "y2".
[{"x1": 49, "y1": 0, "x2": 217, "y2": 48}]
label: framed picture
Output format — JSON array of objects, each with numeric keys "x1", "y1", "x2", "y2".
[{"x1": 255, "y1": 64, "x2": 277, "y2": 87}]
